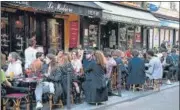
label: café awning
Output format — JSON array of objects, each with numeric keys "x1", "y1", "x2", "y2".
[{"x1": 95, "y1": 2, "x2": 160, "y2": 27}]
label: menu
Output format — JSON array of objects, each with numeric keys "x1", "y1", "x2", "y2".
[{"x1": 69, "y1": 21, "x2": 78, "y2": 48}]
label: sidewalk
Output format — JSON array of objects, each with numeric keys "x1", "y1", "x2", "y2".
[{"x1": 41, "y1": 82, "x2": 179, "y2": 110}]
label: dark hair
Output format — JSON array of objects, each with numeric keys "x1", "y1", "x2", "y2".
[
  {"x1": 147, "y1": 50, "x2": 154, "y2": 57},
  {"x1": 104, "y1": 51, "x2": 112, "y2": 57},
  {"x1": 47, "y1": 53, "x2": 57, "y2": 72},
  {"x1": 31, "y1": 32, "x2": 36, "y2": 37},
  {"x1": 48, "y1": 48, "x2": 57, "y2": 55},
  {"x1": 28, "y1": 39, "x2": 34, "y2": 47},
  {"x1": 132, "y1": 50, "x2": 139, "y2": 57},
  {"x1": 171, "y1": 48, "x2": 176, "y2": 53},
  {"x1": 36, "y1": 52, "x2": 43, "y2": 59}
]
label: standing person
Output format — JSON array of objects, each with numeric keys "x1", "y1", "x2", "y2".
[
  {"x1": 83, "y1": 51, "x2": 108, "y2": 104},
  {"x1": 25, "y1": 39, "x2": 37, "y2": 69},
  {"x1": 104, "y1": 51, "x2": 117, "y2": 96},
  {"x1": 125, "y1": 47, "x2": 132, "y2": 60},
  {"x1": 35, "y1": 54, "x2": 63, "y2": 109},
  {"x1": 146, "y1": 50, "x2": 163, "y2": 90},
  {"x1": 160, "y1": 41, "x2": 167, "y2": 52},
  {"x1": 5, "y1": 52, "x2": 23, "y2": 78},
  {"x1": 166, "y1": 48, "x2": 179, "y2": 82},
  {"x1": 82, "y1": 50, "x2": 95, "y2": 70},
  {"x1": 127, "y1": 50, "x2": 146, "y2": 87}
]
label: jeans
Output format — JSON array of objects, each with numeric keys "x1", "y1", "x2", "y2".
[{"x1": 35, "y1": 82, "x2": 54, "y2": 102}]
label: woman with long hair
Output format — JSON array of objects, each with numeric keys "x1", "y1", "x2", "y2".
[
  {"x1": 35, "y1": 53, "x2": 63, "y2": 109},
  {"x1": 83, "y1": 50, "x2": 108, "y2": 104},
  {"x1": 59, "y1": 52, "x2": 76, "y2": 102}
]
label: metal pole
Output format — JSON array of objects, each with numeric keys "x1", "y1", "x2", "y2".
[
  {"x1": 0, "y1": 1, "x2": 2, "y2": 110},
  {"x1": 117, "y1": 64, "x2": 122, "y2": 97},
  {"x1": 67, "y1": 68, "x2": 71, "y2": 110}
]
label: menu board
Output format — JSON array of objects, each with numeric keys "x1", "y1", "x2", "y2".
[{"x1": 69, "y1": 21, "x2": 78, "y2": 48}]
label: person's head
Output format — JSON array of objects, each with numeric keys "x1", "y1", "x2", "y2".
[
  {"x1": 36, "y1": 52, "x2": 44, "y2": 60},
  {"x1": 62, "y1": 52, "x2": 71, "y2": 65},
  {"x1": 48, "y1": 48, "x2": 57, "y2": 55},
  {"x1": 46, "y1": 53, "x2": 56, "y2": 65},
  {"x1": 132, "y1": 50, "x2": 139, "y2": 57},
  {"x1": 171, "y1": 48, "x2": 176, "y2": 54},
  {"x1": 8, "y1": 52, "x2": 20, "y2": 62},
  {"x1": 146, "y1": 50, "x2": 154, "y2": 59},
  {"x1": 85, "y1": 50, "x2": 94, "y2": 60},
  {"x1": 57, "y1": 49, "x2": 64, "y2": 57},
  {"x1": 71, "y1": 50, "x2": 77, "y2": 60},
  {"x1": 28, "y1": 39, "x2": 34, "y2": 47},
  {"x1": 94, "y1": 50, "x2": 106, "y2": 68},
  {"x1": 104, "y1": 51, "x2": 112, "y2": 59},
  {"x1": 162, "y1": 50, "x2": 168, "y2": 57}
]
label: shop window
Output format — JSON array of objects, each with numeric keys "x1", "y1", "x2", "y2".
[{"x1": 1, "y1": 13, "x2": 9, "y2": 55}]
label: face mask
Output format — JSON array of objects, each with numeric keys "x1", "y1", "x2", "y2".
[
  {"x1": 86, "y1": 54, "x2": 91, "y2": 59},
  {"x1": 45, "y1": 57, "x2": 51, "y2": 64}
]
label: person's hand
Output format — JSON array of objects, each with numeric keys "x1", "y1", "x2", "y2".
[{"x1": 5, "y1": 80, "x2": 12, "y2": 87}]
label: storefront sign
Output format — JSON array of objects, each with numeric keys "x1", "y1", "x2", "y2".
[
  {"x1": 135, "y1": 33, "x2": 141, "y2": 42},
  {"x1": 8, "y1": 1, "x2": 30, "y2": 6},
  {"x1": 69, "y1": 21, "x2": 78, "y2": 48},
  {"x1": 31, "y1": 2, "x2": 102, "y2": 17}
]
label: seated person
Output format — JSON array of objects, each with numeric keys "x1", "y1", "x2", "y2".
[
  {"x1": 1, "y1": 69, "x2": 12, "y2": 87},
  {"x1": 35, "y1": 54, "x2": 63, "y2": 109},
  {"x1": 30, "y1": 52, "x2": 44, "y2": 76},
  {"x1": 5, "y1": 52, "x2": 23, "y2": 78}
]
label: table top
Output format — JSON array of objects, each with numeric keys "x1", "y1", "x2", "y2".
[{"x1": 15, "y1": 77, "x2": 43, "y2": 83}]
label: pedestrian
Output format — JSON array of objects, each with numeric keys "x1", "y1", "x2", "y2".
[
  {"x1": 83, "y1": 50, "x2": 108, "y2": 104},
  {"x1": 82, "y1": 50, "x2": 95, "y2": 70}
]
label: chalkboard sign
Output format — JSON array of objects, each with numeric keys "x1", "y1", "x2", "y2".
[{"x1": 69, "y1": 21, "x2": 78, "y2": 48}]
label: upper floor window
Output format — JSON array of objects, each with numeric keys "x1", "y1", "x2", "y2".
[{"x1": 170, "y1": 2, "x2": 177, "y2": 11}]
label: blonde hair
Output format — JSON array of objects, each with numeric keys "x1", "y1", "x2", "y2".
[
  {"x1": 62, "y1": 52, "x2": 71, "y2": 65},
  {"x1": 94, "y1": 51, "x2": 107, "y2": 68}
]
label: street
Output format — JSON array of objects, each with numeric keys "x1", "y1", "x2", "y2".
[{"x1": 100, "y1": 86, "x2": 179, "y2": 110}]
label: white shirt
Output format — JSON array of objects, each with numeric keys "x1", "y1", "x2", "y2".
[
  {"x1": 6, "y1": 60, "x2": 23, "y2": 77},
  {"x1": 146, "y1": 57, "x2": 163, "y2": 80},
  {"x1": 25, "y1": 47, "x2": 38, "y2": 69},
  {"x1": 71, "y1": 59, "x2": 82, "y2": 75}
]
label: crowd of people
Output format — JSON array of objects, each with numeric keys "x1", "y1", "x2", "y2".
[{"x1": 1, "y1": 37, "x2": 179, "y2": 109}]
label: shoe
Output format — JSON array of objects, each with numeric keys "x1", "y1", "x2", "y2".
[
  {"x1": 166, "y1": 80, "x2": 172, "y2": 85},
  {"x1": 36, "y1": 102, "x2": 43, "y2": 109}
]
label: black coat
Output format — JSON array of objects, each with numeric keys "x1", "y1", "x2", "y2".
[
  {"x1": 127, "y1": 57, "x2": 145, "y2": 85},
  {"x1": 83, "y1": 61, "x2": 108, "y2": 103},
  {"x1": 47, "y1": 66, "x2": 63, "y2": 103}
]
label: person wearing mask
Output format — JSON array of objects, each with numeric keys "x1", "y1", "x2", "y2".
[
  {"x1": 104, "y1": 51, "x2": 117, "y2": 96},
  {"x1": 127, "y1": 50, "x2": 146, "y2": 89},
  {"x1": 82, "y1": 50, "x2": 95, "y2": 70},
  {"x1": 146, "y1": 50, "x2": 163, "y2": 91},
  {"x1": 35, "y1": 54, "x2": 63, "y2": 109},
  {"x1": 25, "y1": 39, "x2": 37, "y2": 69},
  {"x1": 5, "y1": 52, "x2": 23, "y2": 78},
  {"x1": 83, "y1": 51, "x2": 108, "y2": 104}
]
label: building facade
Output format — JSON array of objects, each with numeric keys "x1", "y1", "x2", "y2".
[{"x1": 1, "y1": 1, "x2": 102, "y2": 56}]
